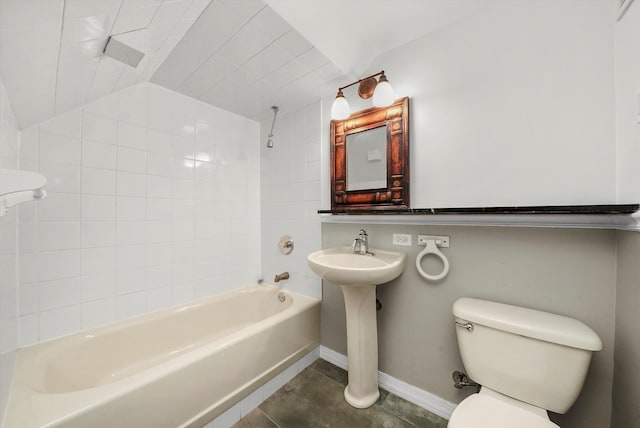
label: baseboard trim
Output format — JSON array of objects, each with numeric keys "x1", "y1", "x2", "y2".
[{"x1": 319, "y1": 346, "x2": 456, "y2": 420}]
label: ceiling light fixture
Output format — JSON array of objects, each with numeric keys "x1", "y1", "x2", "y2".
[{"x1": 331, "y1": 70, "x2": 395, "y2": 120}]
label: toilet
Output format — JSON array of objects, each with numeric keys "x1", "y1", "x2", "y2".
[{"x1": 448, "y1": 297, "x2": 603, "y2": 428}]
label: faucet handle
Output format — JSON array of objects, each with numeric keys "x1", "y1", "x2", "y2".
[
  {"x1": 352, "y1": 238, "x2": 360, "y2": 251},
  {"x1": 359, "y1": 229, "x2": 367, "y2": 236}
]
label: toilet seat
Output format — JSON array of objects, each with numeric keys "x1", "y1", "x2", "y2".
[{"x1": 448, "y1": 393, "x2": 560, "y2": 428}]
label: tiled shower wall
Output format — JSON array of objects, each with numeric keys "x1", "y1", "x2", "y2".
[
  {"x1": 0, "y1": 76, "x2": 20, "y2": 421},
  {"x1": 0, "y1": 76, "x2": 19, "y2": 353},
  {"x1": 16, "y1": 82, "x2": 261, "y2": 345},
  {"x1": 260, "y1": 101, "x2": 322, "y2": 299}
]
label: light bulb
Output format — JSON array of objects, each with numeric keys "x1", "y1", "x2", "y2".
[
  {"x1": 372, "y1": 72, "x2": 395, "y2": 107},
  {"x1": 331, "y1": 89, "x2": 350, "y2": 120}
]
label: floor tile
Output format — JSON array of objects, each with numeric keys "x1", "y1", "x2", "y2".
[
  {"x1": 232, "y1": 408, "x2": 279, "y2": 428},
  {"x1": 309, "y1": 358, "x2": 348, "y2": 386},
  {"x1": 381, "y1": 393, "x2": 448, "y2": 428},
  {"x1": 231, "y1": 359, "x2": 448, "y2": 428},
  {"x1": 310, "y1": 359, "x2": 389, "y2": 406},
  {"x1": 258, "y1": 366, "x2": 413, "y2": 428}
]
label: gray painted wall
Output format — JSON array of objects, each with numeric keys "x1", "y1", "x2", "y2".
[
  {"x1": 320, "y1": 223, "x2": 616, "y2": 428},
  {"x1": 612, "y1": 231, "x2": 640, "y2": 428}
]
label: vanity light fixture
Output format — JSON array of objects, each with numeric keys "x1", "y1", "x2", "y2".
[{"x1": 331, "y1": 70, "x2": 395, "y2": 120}]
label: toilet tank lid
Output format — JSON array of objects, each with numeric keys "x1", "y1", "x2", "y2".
[{"x1": 453, "y1": 298, "x2": 603, "y2": 351}]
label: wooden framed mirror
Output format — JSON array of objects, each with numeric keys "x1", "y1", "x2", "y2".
[{"x1": 330, "y1": 96, "x2": 410, "y2": 211}]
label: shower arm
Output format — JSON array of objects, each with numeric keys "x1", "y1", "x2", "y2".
[{"x1": 268, "y1": 106, "x2": 279, "y2": 138}]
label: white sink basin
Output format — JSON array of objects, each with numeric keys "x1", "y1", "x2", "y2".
[{"x1": 307, "y1": 246, "x2": 406, "y2": 286}]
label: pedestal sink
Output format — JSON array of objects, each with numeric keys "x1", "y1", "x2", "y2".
[{"x1": 307, "y1": 246, "x2": 407, "y2": 408}]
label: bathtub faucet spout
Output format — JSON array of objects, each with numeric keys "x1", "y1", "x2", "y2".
[{"x1": 274, "y1": 272, "x2": 289, "y2": 283}]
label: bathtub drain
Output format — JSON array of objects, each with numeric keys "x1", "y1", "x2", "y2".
[{"x1": 278, "y1": 292, "x2": 286, "y2": 302}]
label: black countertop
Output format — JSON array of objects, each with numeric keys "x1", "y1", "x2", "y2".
[{"x1": 318, "y1": 204, "x2": 639, "y2": 215}]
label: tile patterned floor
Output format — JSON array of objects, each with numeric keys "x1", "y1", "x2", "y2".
[{"x1": 231, "y1": 359, "x2": 448, "y2": 428}]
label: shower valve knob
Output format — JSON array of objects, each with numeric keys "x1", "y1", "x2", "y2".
[{"x1": 278, "y1": 235, "x2": 294, "y2": 254}]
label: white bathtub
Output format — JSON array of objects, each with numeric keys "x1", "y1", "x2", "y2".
[{"x1": 3, "y1": 285, "x2": 320, "y2": 428}]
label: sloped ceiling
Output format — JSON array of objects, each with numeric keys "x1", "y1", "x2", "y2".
[
  {"x1": 151, "y1": 0, "x2": 345, "y2": 122},
  {"x1": 265, "y1": 0, "x2": 492, "y2": 78},
  {"x1": 0, "y1": 0, "x2": 210, "y2": 129},
  {"x1": 0, "y1": 0, "x2": 494, "y2": 128}
]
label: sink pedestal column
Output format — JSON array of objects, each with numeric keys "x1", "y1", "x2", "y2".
[{"x1": 340, "y1": 284, "x2": 379, "y2": 408}]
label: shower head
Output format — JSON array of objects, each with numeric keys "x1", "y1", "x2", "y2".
[{"x1": 266, "y1": 106, "x2": 279, "y2": 148}]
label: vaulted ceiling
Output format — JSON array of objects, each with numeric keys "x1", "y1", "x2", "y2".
[
  {"x1": 0, "y1": 0, "x2": 494, "y2": 129},
  {"x1": 0, "y1": 0, "x2": 211, "y2": 128}
]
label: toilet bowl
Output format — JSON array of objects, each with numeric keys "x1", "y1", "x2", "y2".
[
  {"x1": 448, "y1": 298, "x2": 602, "y2": 428},
  {"x1": 448, "y1": 388, "x2": 559, "y2": 428}
]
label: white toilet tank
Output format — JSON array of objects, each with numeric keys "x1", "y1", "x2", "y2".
[{"x1": 453, "y1": 298, "x2": 602, "y2": 414}]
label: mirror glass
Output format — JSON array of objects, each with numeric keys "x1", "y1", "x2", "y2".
[{"x1": 346, "y1": 126, "x2": 387, "y2": 191}]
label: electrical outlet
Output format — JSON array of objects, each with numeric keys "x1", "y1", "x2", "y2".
[{"x1": 392, "y1": 233, "x2": 412, "y2": 246}]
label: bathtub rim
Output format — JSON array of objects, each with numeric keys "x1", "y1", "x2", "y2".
[{"x1": 26, "y1": 283, "x2": 298, "y2": 350}]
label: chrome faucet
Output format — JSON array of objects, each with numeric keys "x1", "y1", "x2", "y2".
[{"x1": 352, "y1": 229, "x2": 374, "y2": 256}]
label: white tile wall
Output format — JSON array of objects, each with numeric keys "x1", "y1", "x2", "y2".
[
  {"x1": 0, "y1": 75, "x2": 20, "y2": 422},
  {"x1": 2, "y1": 76, "x2": 321, "y2": 425},
  {"x1": 18, "y1": 82, "x2": 261, "y2": 345},
  {"x1": 260, "y1": 101, "x2": 322, "y2": 300}
]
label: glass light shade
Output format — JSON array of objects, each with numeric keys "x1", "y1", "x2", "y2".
[
  {"x1": 331, "y1": 91, "x2": 351, "y2": 120},
  {"x1": 372, "y1": 78, "x2": 395, "y2": 107}
]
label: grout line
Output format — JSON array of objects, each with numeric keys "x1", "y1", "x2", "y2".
[
  {"x1": 52, "y1": 0, "x2": 67, "y2": 117},
  {"x1": 173, "y1": 2, "x2": 268, "y2": 89},
  {"x1": 376, "y1": 396, "x2": 424, "y2": 428},
  {"x1": 139, "y1": 0, "x2": 196, "y2": 80},
  {"x1": 307, "y1": 359, "x2": 347, "y2": 388},
  {"x1": 84, "y1": 0, "x2": 125, "y2": 106},
  {"x1": 255, "y1": 407, "x2": 282, "y2": 428},
  {"x1": 375, "y1": 401, "x2": 423, "y2": 428}
]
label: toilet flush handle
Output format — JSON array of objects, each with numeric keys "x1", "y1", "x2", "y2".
[{"x1": 455, "y1": 321, "x2": 473, "y2": 331}]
